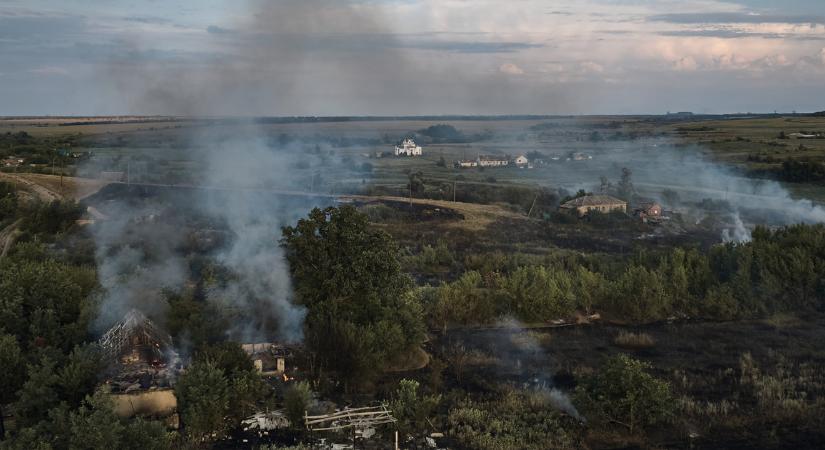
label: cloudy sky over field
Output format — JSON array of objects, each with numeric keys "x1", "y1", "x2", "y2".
[{"x1": 1, "y1": 0, "x2": 824, "y2": 115}]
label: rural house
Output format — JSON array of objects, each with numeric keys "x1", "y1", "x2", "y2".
[
  {"x1": 478, "y1": 155, "x2": 510, "y2": 167},
  {"x1": 633, "y1": 201, "x2": 663, "y2": 221},
  {"x1": 560, "y1": 194, "x2": 627, "y2": 217},
  {"x1": 514, "y1": 155, "x2": 530, "y2": 168},
  {"x1": 394, "y1": 138, "x2": 423, "y2": 156},
  {"x1": 454, "y1": 159, "x2": 478, "y2": 168}
]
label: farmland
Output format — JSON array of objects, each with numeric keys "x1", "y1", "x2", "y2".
[{"x1": 2, "y1": 114, "x2": 825, "y2": 449}]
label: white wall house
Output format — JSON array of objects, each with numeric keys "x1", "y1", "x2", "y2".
[
  {"x1": 478, "y1": 155, "x2": 509, "y2": 167},
  {"x1": 394, "y1": 139, "x2": 423, "y2": 156},
  {"x1": 514, "y1": 155, "x2": 529, "y2": 167}
]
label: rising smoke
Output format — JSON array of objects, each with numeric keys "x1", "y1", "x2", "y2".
[
  {"x1": 555, "y1": 136, "x2": 825, "y2": 241},
  {"x1": 88, "y1": 1, "x2": 413, "y2": 339},
  {"x1": 497, "y1": 318, "x2": 584, "y2": 420}
]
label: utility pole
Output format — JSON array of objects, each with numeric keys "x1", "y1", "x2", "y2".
[{"x1": 453, "y1": 179, "x2": 457, "y2": 202}]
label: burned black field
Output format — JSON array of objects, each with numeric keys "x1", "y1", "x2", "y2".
[{"x1": 427, "y1": 316, "x2": 825, "y2": 449}]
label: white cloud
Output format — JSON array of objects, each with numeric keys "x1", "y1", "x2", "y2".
[{"x1": 499, "y1": 62, "x2": 524, "y2": 75}]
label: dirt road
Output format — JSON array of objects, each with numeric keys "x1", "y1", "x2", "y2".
[
  {"x1": 0, "y1": 172, "x2": 63, "y2": 202},
  {"x1": 0, "y1": 173, "x2": 66, "y2": 260},
  {"x1": 0, "y1": 218, "x2": 23, "y2": 258}
]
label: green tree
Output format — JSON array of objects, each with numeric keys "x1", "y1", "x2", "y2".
[
  {"x1": 433, "y1": 271, "x2": 495, "y2": 331},
  {"x1": 390, "y1": 379, "x2": 440, "y2": 438},
  {"x1": 67, "y1": 392, "x2": 171, "y2": 450},
  {"x1": 175, "y1": 360, "x2": 230, "y2": 443},
  {"x1": 57, "y1": 344, "x2": 103, "y2": 408},
  {"x1": 284, "y1": 381, "x2": 313, "y2": 429},
  {"x1": 0, "y1": 334, "x2": 25, "y2": 439},
  {"x1": 0, "y1": 257, "x2": 96, "y2": 351},
  {"x1": 195, "y1": 343, "x2": 266, "y2": 427},
  {"x1": 14, "y1": 357, "x2": 62, "y2": 429},
  {"x1": 501, "y1": 266, "x2": 576, "y2": 322},
  {"x1": 575, "y1": 354, "x2": 674, "y2": 433},
  {"x1": 608, "y1": 265, "x2": 670, "y2": 322},
  {"x1": 281, "y1": 206, "x2": 424, "y2": 388}
]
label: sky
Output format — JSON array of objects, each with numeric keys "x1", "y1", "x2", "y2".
[{"x1": 1, "y1": 0, "x2": 824, "y2": 116}]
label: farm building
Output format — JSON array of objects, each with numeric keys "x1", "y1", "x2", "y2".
[
  {"x1": 241, "y1": 342, "x2": 294, "y2": 377},
  {"x1": 514, "y1": 155, "x2": 530, "y2": 168},
  {"x1": 478, "y1": 155, "x2": 509, "y2": 167},
  {"x1": 633, "y1": 201, "x2": 662, "y2": 221},
  {"x1": 454, "y1": 159, "x2": 478, "y2": 168},
  {"x1": 560, "y1": 194, "x2": 627, "y2": 217},
  {"x1": 394, "y1": 138, "x2": 423, "y2": 156},
  {"x1": 568, "y1": 152, "x2": 592, "y2": 161},
  {"x1": 2, "y1": 157, "x2": 24, "y2": 167}
]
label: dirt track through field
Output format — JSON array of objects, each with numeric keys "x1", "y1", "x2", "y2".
[
  {"x1": 0, "y1": 173, "x2": 63, "y2": 202},
  {"x1": 0, "y1": 218, "x2": 22, "y2": 259}
]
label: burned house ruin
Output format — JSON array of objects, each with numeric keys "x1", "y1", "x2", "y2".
[
  {"x1": 241, "y1": 342, "x2": 294, "y2": 377},
  {"x1": 98, "y1": 309, "x2": 181, "y2": 393}
]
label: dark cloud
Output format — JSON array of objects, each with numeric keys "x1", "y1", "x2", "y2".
[
  {"x1": 123, "y1": 16, "x2": 172, "y2": 25},
  {"x1": 658, "y1": 29, "x2": 825, "y2": 40},
  {"x1": 650, "y1": 12, "x2": 825, "y2": 25},
  {"x1": 206, "y1": 25, "x2": 232, "y2": 34}
]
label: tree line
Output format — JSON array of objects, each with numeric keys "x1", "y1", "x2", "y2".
[{"x1": 424, "y1": 224, "x2": 825, "y2": 327}]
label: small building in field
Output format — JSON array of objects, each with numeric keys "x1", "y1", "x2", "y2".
[
  {"x1": 454, "y1": 159, "x2": 478, "y2": 168},
  {"x1": 2, "y1": 157, "x2": 24, "y2": 167},
  {"x1": 633, "y1": 201, "x2": 662, "y2": 221},
  {"x1": 394, "y1": 138, "x2": 423, "y2": 156},
  {"x1": 560, "y1": 194, "x2": 627, "y2": 217},
  {"x1": 241, "y1": 342, "x2": 293, "y2": 377},
  {"x1": 478, "y1": 155, "x2": 510, "y2": 167},
  {"x1": 568, "y1": 152, "x2": 592, "y2": 161},
  {"x1": 514, "y1": 155, "x2": 530, "y2": 168}
]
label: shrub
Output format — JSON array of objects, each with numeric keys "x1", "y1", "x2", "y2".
[
  {"x1": 575, "y1": 354, "x2": 674, "y2": 433},
  {"x1": 614, "y1": 331, "x2": 655, "y2": 349}
]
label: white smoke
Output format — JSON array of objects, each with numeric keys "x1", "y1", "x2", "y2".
[
  {"x1": 497, "y1": 318, "x2": 585, "y2": 421},
  {"x1": 721, "y1": 212, "x2": 752, "y2": 243}
]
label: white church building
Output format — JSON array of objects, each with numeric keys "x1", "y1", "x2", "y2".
[{"x1": 394, "y1": 138, "x2": 423, "y2": 156}]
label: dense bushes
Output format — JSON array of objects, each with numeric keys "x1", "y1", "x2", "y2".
[
  {"x1": 575, "y1": 354, "x2": 674, "y2": 433},
  {"x1": 448, "y1": 389, "x2": 580, "y2": 449},
  {"x1": 19, "y1": 199, "x2": 83, "y2": 235},
  {"x1": 428, "y1": 224, "x2": 825, "y2": 326},
  {"x1": 749, "y1": 158, "x2": 825, "y2": 183}
]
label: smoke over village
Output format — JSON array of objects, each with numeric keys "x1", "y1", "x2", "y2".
[{"x1": 2, "y1": 1, "x2": 825, "y2": 449}]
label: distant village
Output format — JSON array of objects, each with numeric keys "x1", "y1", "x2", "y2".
[{"x1": 382, "y1": 138, "x2": 595, "y2": 171}]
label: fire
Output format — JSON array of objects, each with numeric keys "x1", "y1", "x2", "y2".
[{"x1": 282, "y1": 373, "x2": 290, "y2": 382}]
